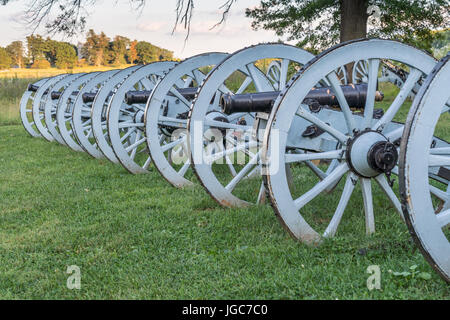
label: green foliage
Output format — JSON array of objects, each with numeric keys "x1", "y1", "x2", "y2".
[
  {"x1": 246, "y1": 0, "x2": 450, "y2": 52},
  {"x1": 0, "y1": 47, "x2": 12, "y2": 69},
  {"x1": 135, "y1": 41, "x2": 174, "y2": 64},
  {"x1": 26, "y1": 34, "x2": 47, "y2": 63},
  {"x1": 54, "y1": 42, "x2": 78, "y2": 69},
  {"x1": 5, "y1": 41, "x2": 24, "y2": 68}
]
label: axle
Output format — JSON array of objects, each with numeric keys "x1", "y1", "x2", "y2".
[{"x1": 220, "y1": 84, "x2": 384, "y2": 114}]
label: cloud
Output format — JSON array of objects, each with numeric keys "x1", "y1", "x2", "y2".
[{"x1": 136, "y1": 21, "x2": 168, "y2": 32}]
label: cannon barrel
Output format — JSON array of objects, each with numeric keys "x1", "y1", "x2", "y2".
[
  {"x1": 124, "y1": 87, "x2": 199, "y2": 105},
  {"x1": 51, "y1": 90, "x2": 79, "y2": 100},
  {"x1": 82, "y1": 92, "x2": 98, "y2": 103},
  {"x1": 220, "y1": 84, "x2": 384, "y2": 114},
  {"x1": 27, "y1": 84, "x2": 40, "y2": 92}
]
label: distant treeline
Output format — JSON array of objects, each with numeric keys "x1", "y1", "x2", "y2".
[{"x1": 0, "y1": 29, "x2": 174, "y2": 70}]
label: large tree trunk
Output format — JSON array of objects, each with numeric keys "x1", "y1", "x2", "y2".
[
  {"x1": 340, "y1": 0, "x2": 369, "y2": 42},
  {"x1": 340, "y1": 0, "x2": 369, "y2": 82}
]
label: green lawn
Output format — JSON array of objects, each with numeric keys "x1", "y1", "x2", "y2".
[{"x1": 0, "y1": 124, "x2": 449, "y2": 299}]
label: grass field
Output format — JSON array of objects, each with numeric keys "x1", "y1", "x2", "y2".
[{"x1": 0, "y1": 71, "x2": 449, "y2": 299}]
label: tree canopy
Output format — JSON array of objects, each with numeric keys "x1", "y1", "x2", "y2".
[{"x1": 246, "y1": 0, "x2": 449, "y2": 51}]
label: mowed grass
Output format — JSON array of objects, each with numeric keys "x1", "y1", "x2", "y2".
[
  {"x1": 0, "y1": 71, "x2": 449, "y2": 299},
  {"x1": 0, "y1": 124, "x2": 449, "y2": 299}
]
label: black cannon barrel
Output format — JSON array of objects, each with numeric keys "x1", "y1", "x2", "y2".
[
  {"x1": 27, "y1": 84, "x2": 40, "y2": 92},
  {"x1": 51, "y1": 90, "x2": 79, "y2": 100},
  {"x1": 221, "y1": 84, "x2": 384, "y2": 114},
  {"x1": 125, "y1": 87, "x2": 199, "y2": 105}
]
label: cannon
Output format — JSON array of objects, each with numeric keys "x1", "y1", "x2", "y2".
[
  {"x1": 124, "y1": 86, "x2": 198, "y2": 105},
  {"x1": 220, "y1": 84, "x2": 384, "y2": 114},
  {"x1": 260, "y1": 39, "x2": 445, "y2": 244}
]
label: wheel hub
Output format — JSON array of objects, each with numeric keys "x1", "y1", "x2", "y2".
[{"x1": 347, "y1": 130, "x2": 398, "y2": 177}]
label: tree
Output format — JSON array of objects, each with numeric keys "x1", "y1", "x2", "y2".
[
  {"x1": 110, "y1": 35, "x2": 130, "y2": 65},
  {"x1": 26, "y1": 34, "x2": 47, "y2": 64},
  {"x1": 135, "y1": 41, "x2": 158, "y2": 64},
  {"x1": 54, "y1": 42, "x2": 78, "y2": 68},
  {"x1": 6, "y1": 41, "x2": 24, "y2": 68},
  {"x1": 81, "y1": 29, "x2": 110, "y2": 66},
  {"x1": 0, "y1": 47, "x2": 12, "y2": 69},
  {"x1": 246, "y1": 0, "x2": 450, "y2": 52},
  {"x1": 127, "y1": 40, "x2": 138, "y2": 64}
]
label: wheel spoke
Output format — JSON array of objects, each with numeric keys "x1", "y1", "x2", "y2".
[
  {"x1": 126, "y1": 135, "x2": 146, "y2": 153},
  {"x1": 236, "y1": 76, "x2": 252, "y2": 94},
  {"x1": 296, "y1": 106, "x2": 349, "y2": 144},
  {"x1": 373, "y1": 68, "x2": 422, "y2": 131},
  {"x1": 120, "y1": 127, "x2": 136, "y2": 142},
  {"x1": 374, "y1": 175, "x2": 403, "y2": 219},
  {"x1": 245, "y1": 63, "x2": 273, "y2": 92},
  {"x1": 430, "y1": 185, "x2": 449, "y2": 201},
  {"x1": 430, "y1": 147, "x2": 450, "y2": 155},
  {"x1": 204, "y1": 119, "x2": 252, "y2": 131},
  {"x1": 225, "y1": 151, "x2": 260, "y2": 192},
  {"x1": 161, "y1": 136, "x2": 186, "y2": 153},
  {"x1": 429, "y1": 155, "x2": 450, "y2": 167},
  {"x1": 362, "y1": 59, "x2": 381, "y2": 129},
  {"x1": 143, "y1": 156, "x2": 152, "y2": 170},
  {"x1": 178, "y1": 158, "x2": 191, "y2": 176},
  {"x1": 323, "y1": 172, "x2": 357, "y2": 238},
  {"x1": 205, "y1": 140, "x2": 258, "y2": 164},
  {"x1": 326, "y1": 71, "x2": 356, "y2": 132},
  {"x1": 169, "y1": 87, "x2": 192, "y2": 108},
  {"x1": 294, "y1": 163, "x2": 349, "y2": 210},
  {"x1": 360, "y1": 177, "x2": 375, "y2": 234},
  {"x1": 436, "y1": 209, "x2": 450, "y2": 228},
  {"x1": 119, "y1": 122, "x2": 144, "y2": 129},
  {"x1": 285, "y1": 149, "x2": 344, "y2": 163},
  {"x1": 279, "y1": 59, "x2": 290, "y2": 91}
]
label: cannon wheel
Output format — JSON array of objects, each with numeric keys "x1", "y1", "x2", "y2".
[
  {"x1": 91, "y1": 65, "x2": 141, "y2": 163},
  {"x1": 262, "y1": 38, "x2": 437, "y2": 244},
  {"x1": 107, "y1": 61, "x2": 177, "y2": 174},
  {"x1": 145, "y1": 52, "x2": 229, "y2": 187},
  {"x1": 399, "y1": 54, "x2": 450, "y2": 283},
  {"x1": 43, "y1": 73, "x2": 85, "y2": 144},
  {"x1": 56, "y1": 72, "x2": 100, "y2": 151},
  {"x1": 187, "y1": 43, "x2": 315, "y2": 207},
  {"x1": 31, "y1": 74, "x2": 71, "y2": 142},
  {"x1": 72, "y1": 70, "x2": 119, "y2": 158},
  {"x1": 20, "y1": 78, "x2": 51, "y2": 137}
]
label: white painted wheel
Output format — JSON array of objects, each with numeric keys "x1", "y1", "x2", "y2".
[
  {"x1": 31, "y1": 74, "x2": 71, "y2": 142},
  {"x1": 399, "y1": 54, "x2": 450, "y2": 282},
  {"x1": 145, "y1": 52, "x2": 229, "y2": 187},
  {"x1": 107, "y1": 61, "x2": 176, "y2": 173},
  {"x1": 43, "y1": 73, "x2": 86, "y2": 144},
  {"x1": 91, "y1": 65, "x2": 141, "y2": 163},
  {"x1": 72, "y1": 70, "x2": 119, "y2": 158},
  {"x1": 20, "y1": 78, "x2": 50, "y2": 138},
  {"x1": 56, "y1": 72, "x2": 100, "y2": 151},
  {"x1": 262, "y1": 39, "x2": 437, "y2": 244},
  {"x1": 187, "y1": 43, "x2": 315, "y2": 207}
]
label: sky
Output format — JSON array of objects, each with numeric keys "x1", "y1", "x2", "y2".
[{"x1": 0, "y1": 0, "x2": 287, "y2": 58}]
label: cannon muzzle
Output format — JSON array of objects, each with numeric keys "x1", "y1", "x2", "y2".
[
  {"x1": 220, "y1": 84, "x2": 384, "y2": 114},
  {"x1": 27, "y1": 84, "x2": 39, "y2": 92}
]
